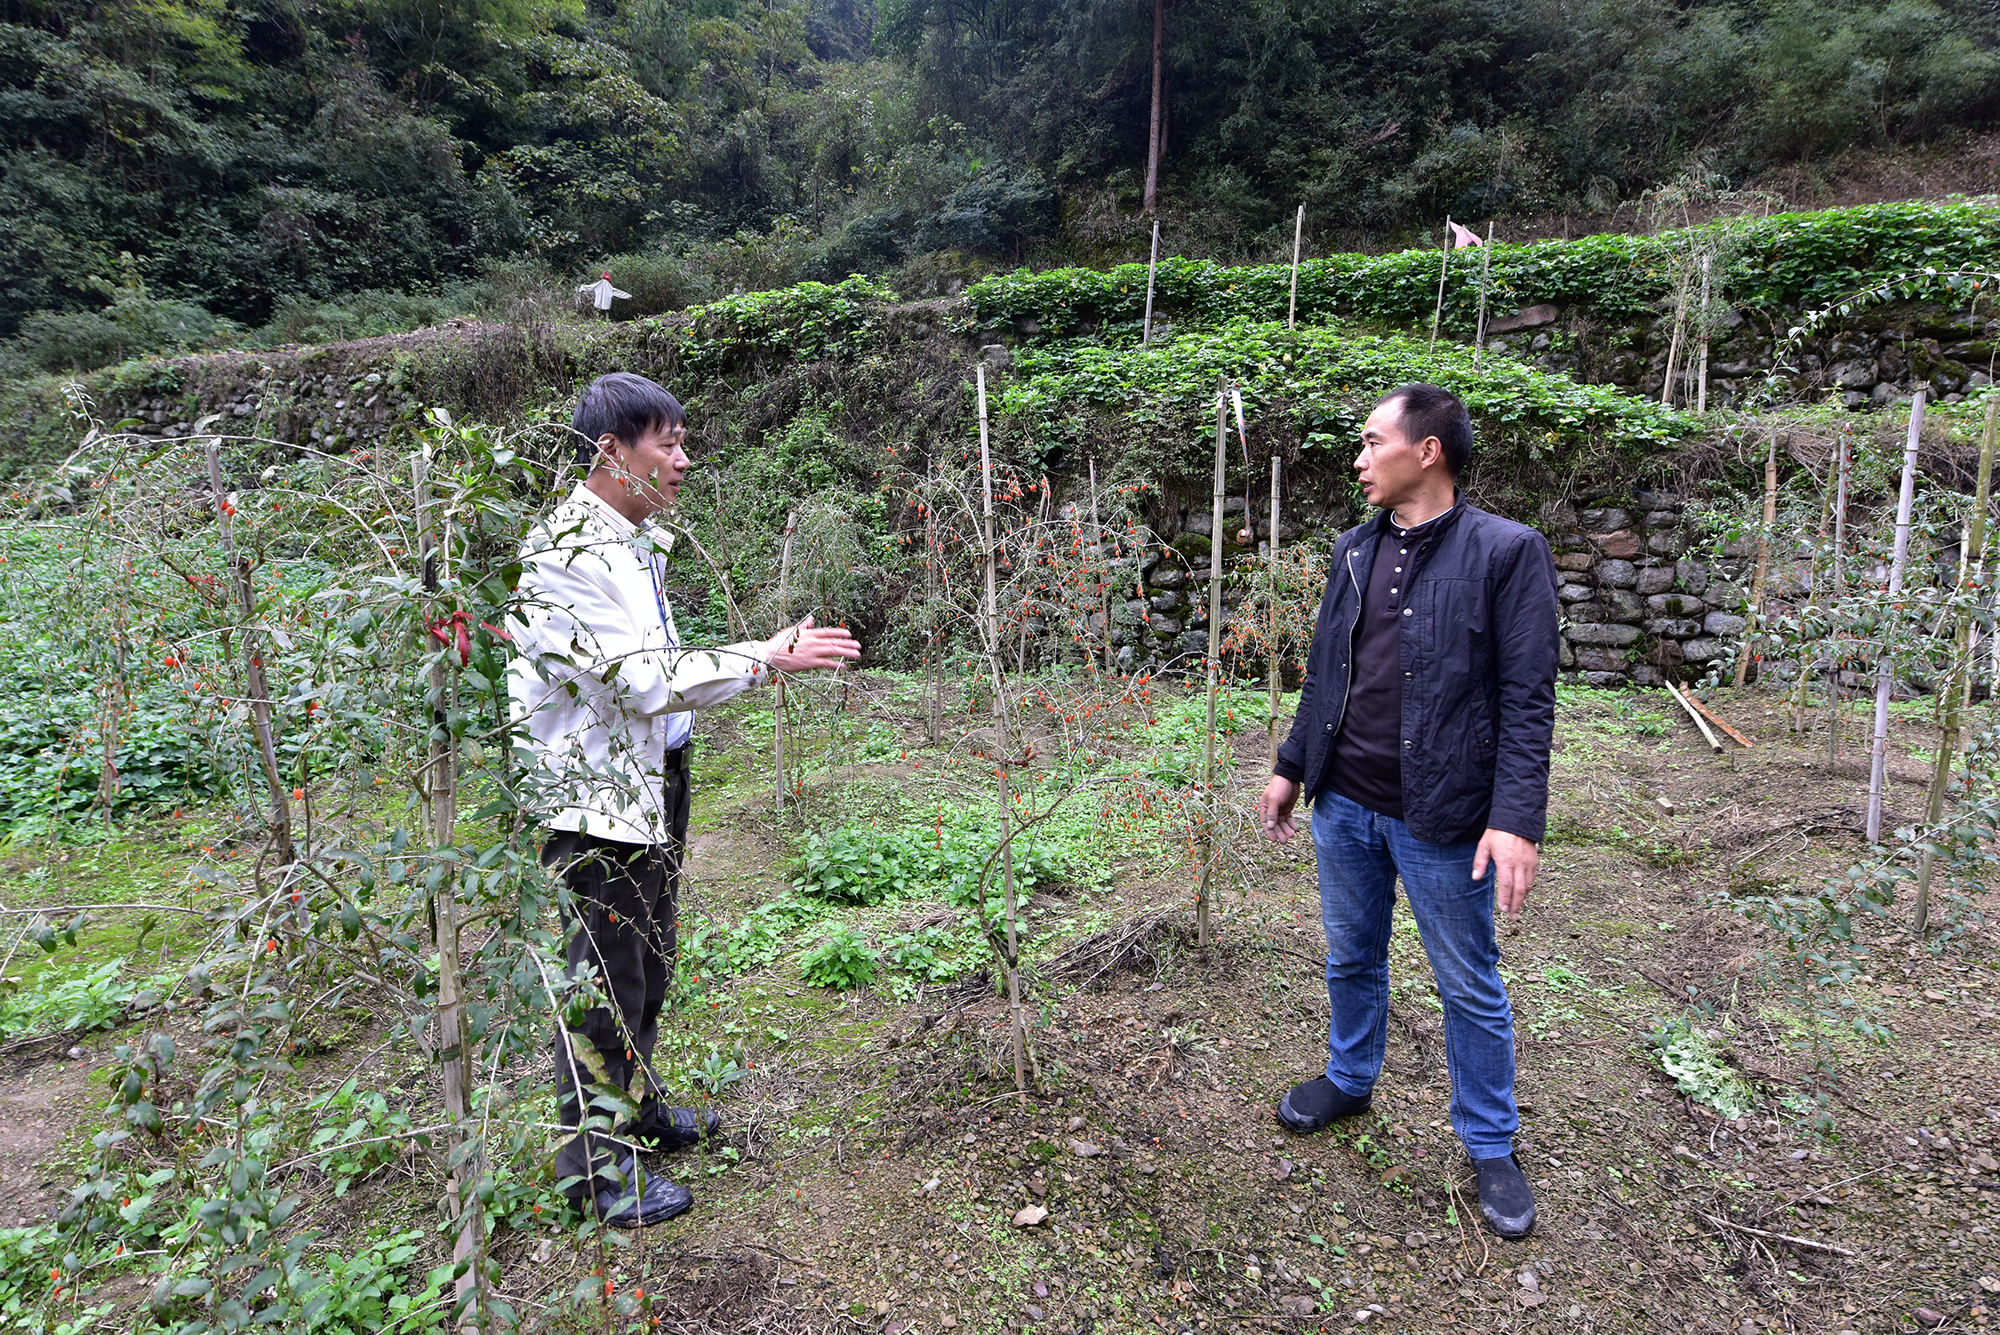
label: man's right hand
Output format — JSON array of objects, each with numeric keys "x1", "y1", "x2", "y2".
[
  {"x1": 1258, "y1": 775, "x2": 1303, "y2": 844},
  {"x1": 766, "y1": 615, "x2": 862, "y2": 673}
]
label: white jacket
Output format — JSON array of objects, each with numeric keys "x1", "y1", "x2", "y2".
[{"x1": 508, "y1": 483, "x2": 768, "y2": 844}]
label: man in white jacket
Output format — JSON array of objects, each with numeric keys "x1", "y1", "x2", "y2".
[{"x1": 510, "y1": 372, "x2": 859, "y2": 1226}]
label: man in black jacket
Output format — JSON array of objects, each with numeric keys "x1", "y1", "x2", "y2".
[{"x1": 1257, "y1": 383, "x2": 1559, "y2": 1239}]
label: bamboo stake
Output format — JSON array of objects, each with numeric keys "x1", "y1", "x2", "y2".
[
  {"x1": 773, "y1": 508, "x2": 799, "y2": 814},
  {"x1": 1429, "y1": 216, "x2": 1453, "y2": 351},
  {"x1": 1142, "y1": 220, "x2": 1161, "y2": 348},
  {"x1": 1663, "y1": 680, "x2": 1723, "y2": 752},
  {"x1": 1287, "y1": 206, "x2": 1304, "y2": 330},
  {"x1": 415, "y1": 452, "x2": 485, "y2": 1333},
  {"x1": 926, "y1": 462, "x2": 942, "y2": 743},
  {"x1": 1199, "y1": 384, "x2": 1226, "y2": 950},
  {"x1": 1090, "y1": 459, "x2": 1111, "y2": 674},
  {"x1": 1913, "y1": 393, "x2": 1997, "y2": 931},
  {"x1": 1695, "y1": 255, "x2": 1713, "y2": 414},
  {"x1": 1268, "y1": 455, "x2": 1281, "y2": 767},
  {"x1": 1660, "y1": 275, "x2": 1688, "y2": 407},
  {"x1": 1868, "y1": 390, "x2": 1927, "y2": 845},
  {"x1": 1735, "y1": 428, "x2": 1777, "y2": 688},
  {"x1": 206, "y1": 441, "x2": 294, "y2": 866},
  {"x1": 1472, "y1": 221, "x2": 1494, "y2": 370},
  {"x1": 977, "y1": 366, "x2": 1027, "y2": 1091}
]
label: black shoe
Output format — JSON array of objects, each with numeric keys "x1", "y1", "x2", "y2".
[
  {"x1": 625, "y1": 1104, "x2": 723, "y2": 1151},
  {"x1": 1276, "y1": 1076, "x2": 1373, "y2": 1134},
  {"x1": 594, "y1": 1154, "x2": 693, "y2": 1228},
  {"x1": 1473, "y1": 1153, "x2": 1536, "y2": 1239}
]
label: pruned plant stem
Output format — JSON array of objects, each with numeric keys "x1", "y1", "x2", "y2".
[
  {"x1": 206, "y1": 440, "x2": 294, "y2": 866},
  {"x1": 1868, "y1": 389, "x2": 1927, "y2": 845},
  {"x1": 1287, "y1": 206, "x2": 1304, "y2": 330},
  {"x1": 1268, "y1": 455, "x2": 1281, "y2": 767},
  {"x1": 414, "y1": 451, "x2": 485, "y2": 1334},
  {"x1": 1913, "y1": 393, "x2": 1997, "y2": 931},
  {"x1": 977, "y1": 366, "x2": 1027, "y2": 1092},
  {"x1": 1735, "y1": 427, "x2": 1777, "y2": 688},
  {"x1": 773, "y1": 508, "x2": 798, "y2": 815},
  {"x1": 1090, "y1": 459, "x2": 1111, "y2": 674},
  {"x1": 1200, "y1": 384, "x2": 1226, "y2": 950}
]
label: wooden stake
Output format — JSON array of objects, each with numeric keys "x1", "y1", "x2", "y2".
[
  {"x1": 1827, "y1": 427, "x2": 1852, "y2": 765},
  {"x1": 1199, "y1": 384, "x2": 1226, "y2": 950},
  {"x1": 1660, "y1": 275, "x2": 1688, "y2": 407},
  {"x1": 1735, "y1": 428, "x2": 1777, "y2": 688},
  {"x1": 1142, "y1": 221, "x2": 1160, "y2": 348},
  {"x1": 977, "y1": 365, "x2": 1027, "y2": 1091},
  {"x1": 1430, "y1": 216, "x2": 1453, "y2": 351},
  {"x1": 1914, "y1": 393, "x2": 1997, "y2": 931},
  {"x1": 1472, "y1": 221, "x2": 1494, "y2": 370},
  {"x1": 1287, "y1": 206, "x2": 1304, "y2": 330},
  {"x1": 1268, "y1": 455, "x2": 1281, "y2": 767},
  {"x1": 1868, "y1": 390, "x2": 1927, "y2": 845},
  {"x1": 773, "y1": 508, "x2": 798, "y2": 815}
]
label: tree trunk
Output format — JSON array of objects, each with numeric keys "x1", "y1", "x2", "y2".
[{"x1": 1143, "y1": 0, "x2": 1164, "y2": 214}]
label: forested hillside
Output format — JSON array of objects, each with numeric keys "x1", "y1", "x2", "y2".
[{"x1": 4, "y1": 0, "x2": 1999, "y2": 371}]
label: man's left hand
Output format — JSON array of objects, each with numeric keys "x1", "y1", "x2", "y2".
[{"x1": 1472, "y1": 828, "x2": 1539, "y2": 923}]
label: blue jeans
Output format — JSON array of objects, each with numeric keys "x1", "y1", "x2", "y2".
[{"x1": 1310, "y1": 789, "x2": 1518, "y2": 1159}]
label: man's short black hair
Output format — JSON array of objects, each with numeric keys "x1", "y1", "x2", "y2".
[
  {"x1": 572, "y1": 372, "x2": 685, "y2": 468},
  {"x1": 1375, "y1": 383, "x2": 1473, "y2": 476}
]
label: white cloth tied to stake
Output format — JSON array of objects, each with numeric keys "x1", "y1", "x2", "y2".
[{"x1": 579, "y1": 273, "x2": 631, "y2": 311}]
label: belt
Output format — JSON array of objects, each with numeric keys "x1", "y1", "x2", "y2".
[{"x1": 663, "y1": 744, "x2": 692, "y2": 773}]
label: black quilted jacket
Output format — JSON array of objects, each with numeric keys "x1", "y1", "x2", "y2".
[{"x1": 1273, "y1": 500, "x2": 1560, "y2": 844}]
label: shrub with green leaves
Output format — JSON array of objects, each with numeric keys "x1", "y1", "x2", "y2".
[
  {"x1": 794, "y1": 815, "x2": 1069, "y2": 909},
  {"x1": 799, "y1": 925, "x2": 879, "y2": 990}
]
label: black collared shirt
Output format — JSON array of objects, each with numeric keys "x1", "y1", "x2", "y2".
[{"x1": 1324, "y1": 505, "x2": 1454, "y2": 820}]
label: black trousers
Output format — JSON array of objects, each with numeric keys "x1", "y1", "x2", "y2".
[{"x1": 543, "y1": 767, "x2": 690, "y2": 1199}]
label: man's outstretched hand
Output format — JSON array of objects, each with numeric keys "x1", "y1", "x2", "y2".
[
  {"x1": 1472, "y1": 828, "x2": 1539, "y2": 923},
  {"x1": 1257, "y1": 775, "x2": 1303, "y2": 844},
  {"x1": 766, "y1": 616, "x2": 861, "y2": 673}
]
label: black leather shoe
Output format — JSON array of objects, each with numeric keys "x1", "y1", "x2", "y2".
[
  {"x1": 594, "y1": 1154, "x2": 693, "y2": 1228},
  {"x1": 625, "y1": 1104, "x2": 723, "y2": 1151},
  {"x1": 1473, "y1": 1153, "x2": 1536, "y2": 1238},
  {"x1": 1276, "y1": 1076, "x2": 1373, "y2": 1133}
]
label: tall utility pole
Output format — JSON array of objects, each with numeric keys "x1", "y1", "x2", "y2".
[{"x1": 1143, "y1": 0, "x2": 1165, "y2": 214}]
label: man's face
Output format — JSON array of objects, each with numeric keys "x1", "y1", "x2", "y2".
[
  {"x1": 599, "y1": 420, "x2": 690, "y2": 515},
  {"x1": 1353, "y1": 399, "x2": 1439, "y2": 512}
]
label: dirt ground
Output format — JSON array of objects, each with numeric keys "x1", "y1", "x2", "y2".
[{"x1": 8, "y1": 678, "x2": 1999, "y2": 1335}]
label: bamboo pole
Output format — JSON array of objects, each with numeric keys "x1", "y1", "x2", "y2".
[
  {"x1": 1268, "y1": 455, "x2": 1281, "y2": 768},
  {"x1": 1695, "y1": 255, "x2": 1713, "y2": 414},
  {"x1": 1287, "y1": 206, "x2": 1304, "y2": 330},
  {"x1": 206, "y1": 441, "x2": 293, "y2": 866},
  {"x1": 1868, "y1": 390, "x2": 1927, "y2": 845},
  {"x1": 977, "y1": 366, "x2": 1027, "y2": 1091},
  {"x1": 1735, "y1": 428, "x2": 1778, "y2": 688},
  {"x1": 1199, "y1": 384, "x2": 1226, "y2": 949},
  {"x1": 1142, "y1": 220, "x2": 1161, "y2": 348},
  {"x1": 415, "y1": 452, "x2": 485, "y2": 1333},
  {"x1": 1660, "y1": 275, "x2": 1688, "y2": 407},
  {"x1": 1913, "y1": 394, "x2": 1997, "y2": 931},
  {"x1": 1827, "y1": 427, "x2": 1852, "y2": 764},
  {"x1": 773, "y1": 508, "x2": 799, "y2": 814},
  {"x1": 926, "y1": 463, "x2": 942, "y2": 743},
  {"x1": 1429, "y1": 216, "x2": 1453, "y2": 351},
  {"x1": 1663, "y1": 680, "x2": 1722, "y2": 752},
  {"x1": 1472, "y1": 221, "x2": 1494, "y2": 370}
]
